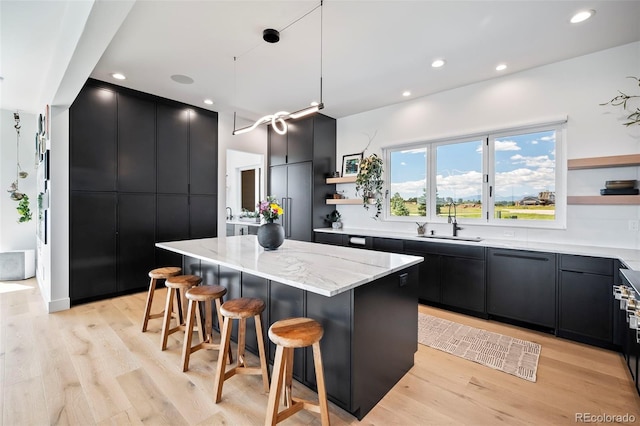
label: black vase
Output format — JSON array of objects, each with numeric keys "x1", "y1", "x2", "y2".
[{"x1": 257, "y1": 221, "x2": 285, "y2": 250}]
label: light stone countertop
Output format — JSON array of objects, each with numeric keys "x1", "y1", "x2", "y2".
[
  {"x1": 226, "y1": 219, "x2": 261, "y2": 227},
  {"x1": 156, "y1": 236, "x2": 424, "y2": 297},
  {"x1": 314, "y1": 227, "x2": 640, "y2": 271}
]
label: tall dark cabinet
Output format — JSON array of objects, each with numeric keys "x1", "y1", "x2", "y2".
[
  {"x1": 267, "y1": 114, "x2": 335, "y2": 242},
  {"x1": 70, "y1": 79, "x2": 218, "y2": 304}
]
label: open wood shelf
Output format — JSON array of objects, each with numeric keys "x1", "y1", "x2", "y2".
[
  {"x1": 326, "y1": 176, "x2": 357, "y2": 184},
  {"x1": 567, "y1": 154, "x2": 640, "y2": 170},
  {"x1": 326, "y1": 198, "x2": 364, "y2": 205},
  {"x1": 567, "y1": 195, "x2": 640, "y2": 205}
]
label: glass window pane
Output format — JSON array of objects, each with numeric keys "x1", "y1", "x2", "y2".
[
  {"x1": 493, "y1": 130, "x2": 556, "y2": 221},
  {"x1": 436, "y1": 140, "x2": 484, "y2": 219},
  {"x1": 389, "y1": 148, "x2": 427, "y2": 217}
]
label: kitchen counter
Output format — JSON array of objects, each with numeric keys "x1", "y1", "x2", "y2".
[
  {"x1": 225, "y1": 219, "x2": 261, "y2": 227},
  {"x1": 314, "y1": 227, "x2": 640, "y2": 270},
  {"x1": 157, "y1": 235, "x2": 422, "y2": 419},
  {"x1": 157, "y1": 236, "x2": 422, "y2": 297}
]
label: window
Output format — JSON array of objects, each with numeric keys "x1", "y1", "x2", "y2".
[{"x1": 384, "y1": 122, "x2": 564, "y2": 227}]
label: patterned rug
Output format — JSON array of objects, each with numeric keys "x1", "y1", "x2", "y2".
[{"x1": 418, "y1": 313, "x2": 541, "y2": 382}]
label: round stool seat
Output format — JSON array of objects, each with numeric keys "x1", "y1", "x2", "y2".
[
  {"x1": 269, "y1": 317, "x2": 324, "y2": 348},
  {"x1": 220, "y1": 297, "x2": 265, "y2": 319},
  {"x1": 166, "y1": 275, "x2": 202, "y2": 289},
  {"x1": 185, "y1": 285, "x2": 227, "y2": 302},
  {"x1": 148, "y1": 266, "x2": 181, "y2": 279}
]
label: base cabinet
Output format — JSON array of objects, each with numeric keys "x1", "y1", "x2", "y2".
[
  {"x1": 487, "y1": 249, "x2": 556, "y2": 329},
  {"x1": 558, "y1": 255, "x2": 615, "y2": 348}
]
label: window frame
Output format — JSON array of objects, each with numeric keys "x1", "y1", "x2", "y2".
[{"x1": 382, "y1": 121, "x2": 567, "y2": 229}]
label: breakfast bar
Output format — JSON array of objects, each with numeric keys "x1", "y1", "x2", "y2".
[{"x1": 157, "y1": 235, "x2": 423, "y2": 419}]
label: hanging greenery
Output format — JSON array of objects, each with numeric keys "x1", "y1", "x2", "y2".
[
  {"x1": 355, "y1": 153, "x2": 384, "y2": 219},
  {"x1": 600, "y1": 76, "x2": 640, "y2": 127},
  {"x1": 17, "y1": 195, "x2": 32, "y2": 223}
]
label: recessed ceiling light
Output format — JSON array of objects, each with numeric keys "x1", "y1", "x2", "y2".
[
  {"x1": 112, "y1": 73, "x2": 126, "y2": 80},
  {"x1": 496, "y1": 64, "x2": 507, "y2": 71},
  {"x1": 204, "y1": 99, "x2": 213, "y2": 105},
  {"x1": 170, "y1": 74, "x2": 194, "y2": 84},
  {"x1": 402, "y1": 91, "x2": 411, "y2": 97},
  {"x1": 570, "y1": 9, "x2": 595, "y2": 24},
  {"x1": 431, "y1": 59, "x2": 446, "y2": 68}
]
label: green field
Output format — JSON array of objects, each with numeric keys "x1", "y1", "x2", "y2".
[{"x1": 397, "y1": 202, "x2": 555, "y2": 220}]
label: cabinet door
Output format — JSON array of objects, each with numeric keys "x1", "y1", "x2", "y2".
[
  {"x1": 418, "y1": 253, "x2": 441, "y2": 303},
  {"x1": 487, "y1": 249, "x2": 556, "y2": 328},
  {"x1": 268, "y1": 165, "x2": 287, "y2": 228},
  {"x1": 286, "y1": 116, "x2": 314, "y2": 164},
  {"x1": 70, "y1": 85, "x2": 117, "y2": 191},
  {"x1": 269, "y1": 127, "x2": 287, "y2": 166},
  {"x1": 118, "y1": 193, "x2": 156, "y2": 292},
  {"x1": 240, "y1": 274, "x2": 270, "y2": 356},
  {"x1": 314, "y1": 232, "x2": 346, "y2": 246},
  {"x1": 286, "y1": 162, "x2": 312, "y2": 242},
  {"x1": 189, "y1": 195, "x2": 217, "y2": 239},
  {"x1": 559, "y1": 271, "x2": 613, "y2": 344},
  {"x1": 441, "y1": 257, "x2": 485, "y2": 314},
  {"x1": 157, "y1": 103, "x2": 189, "y2": 194},
  {"x1": 70, "y1": 192, "x2": 117, "y2": 302},
  {"x1": 371, "y1": 237, "x2": 404, "y2": 253},
  {"x1": 117, "y1": 93, "x2": 156, "y2": 192},
  {"x1": 157, "y1": 194, "x2": 189, "y2": 266},
  {"x1": 189, "y1": 109, "x2": 218, "y2": 195},
  {"x1": 269, "y1": 281, "x2": 304, "y2": 381}
]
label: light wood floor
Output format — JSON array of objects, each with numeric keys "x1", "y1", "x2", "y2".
[{"x1": 2, "y1": 278, "x2": 640, "y2": 425}]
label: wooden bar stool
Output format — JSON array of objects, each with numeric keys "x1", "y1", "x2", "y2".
[
  {"x1": 181, "y1": 285, "x2": 234, "y2": 372},
  {"x1": 141, "y1": 266, "x2": 181, "y2": 332},
  {"x1": 265, "y1": 317, "x2": 329, "y2": 426},
  {"x1": 213, "y1": 297, "x2": 270, "y2": 403},
  {"x1": 161, "y1": 274, "x2": 203, "y2": 351}
]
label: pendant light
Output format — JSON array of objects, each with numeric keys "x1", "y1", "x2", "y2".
[
  {"x1": 233, "y1": 1, "x2": 325, "y2": 136},
  {"x1": 7, "y1": 112, "x2": 26, "y2": 200}
]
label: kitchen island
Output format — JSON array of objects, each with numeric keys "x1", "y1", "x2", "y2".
[{"x1": 157, "y1": 236, "x2": 423, "y2": 419}]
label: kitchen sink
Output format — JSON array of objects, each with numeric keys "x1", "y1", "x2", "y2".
[{"x1": 416, "y1": 235, "x2": 483, "y2": 242}]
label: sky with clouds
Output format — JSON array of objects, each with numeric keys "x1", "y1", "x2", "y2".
[{"x1": 389, "y1": 130, "x2": 556, "y2": 201}]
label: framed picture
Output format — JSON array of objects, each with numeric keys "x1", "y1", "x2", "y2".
[{"x1": 342, "y1": 153, "x2": 363, "y2": 177}]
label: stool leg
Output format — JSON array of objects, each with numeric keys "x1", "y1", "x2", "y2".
[
  {"x1": 265, "y1": 345, "x2": 287, "y2": 426},
  {"x1": 215, "y1": 298, "x2": 233, "y2": 364},
  {"x1": 181, "y1": 299, "x2": 196, "y2": 372},
  {"x1": 254, "y1": 313, "x2": 270, "y2": 393},
  {"x1": 213, "y1": 316, "x2": 233, "y2": 403},
  {"x1": 237, "y1": 318, "x2": 246, "y2": 368},
  {"x1": 161, "y1": 287, "x2": 175, "y2": 351},
  {"x1": 283, "y1": 347, "x2": 294, "y2": 408},
  {"x1": 141, "y1": 277, "x2": 158, "y2": 332},
  {"x1": 312, "y1": 341, "x2": 330, "y2": 426},
  {"x1": 195, "y1": 300, "x2": 205, "y2": 344}
]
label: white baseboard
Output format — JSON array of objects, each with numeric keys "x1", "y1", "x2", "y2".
[{"x1": 48, "y1": 297, "x2": 70, "y2": 313}]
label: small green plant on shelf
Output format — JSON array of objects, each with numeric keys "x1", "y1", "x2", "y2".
[
  {"x1": 355, "y1": 153, "x2": 384, "y2": 219},
  {"x1": 600, "y1": 76, "x2": 640, "y2": 127},
  {"x1": 17, "y1": 194, "x2": 32, "y2": 223},
  {"x1": 325, "y1": 209, "x2": 342, "y2": 228}
]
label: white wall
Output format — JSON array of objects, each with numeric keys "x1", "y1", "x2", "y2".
[
  {"x1": 336, "y1": 42, "x2": 640, "y2": 249},
  {"x1": 0, "y1": 109, "x2": 37, "y2": 252}
]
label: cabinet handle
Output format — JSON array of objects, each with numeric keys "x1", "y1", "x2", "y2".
[{"x1": 492, "y1": 252, "x2": 550, "y2": 262}]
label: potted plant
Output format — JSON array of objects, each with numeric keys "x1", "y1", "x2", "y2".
[
  {"x1": 17, "y1": 194, "x2": 32, "y2": 223},
  {"x1": 601, "y1": 76, "x2": 640, "y2": 126},
  {"x1": 355, "y1": 153, "x2": 384, "y2": 219},
  {"x1": 325, "y1": 209, "x2": 342, "y2": 229}
]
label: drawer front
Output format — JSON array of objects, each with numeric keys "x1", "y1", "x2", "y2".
[
  {"x1": 560, "y1": 254, "x2": 613, "y2": 276},
  {"x1": 404, "y1": 240, "x2": 484, "y2": 259}
]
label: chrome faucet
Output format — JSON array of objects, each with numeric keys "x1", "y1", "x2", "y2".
[
  {"x1": 226, "y1": 207, "x2": 233, "y2": 220},
  {"x1": 447, "y1": 202, "x2": 462, "y2": 237}
]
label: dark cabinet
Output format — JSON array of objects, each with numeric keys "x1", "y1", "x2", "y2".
[
  {"x1": 268, "y1": 117, "x2": 314, "y2": 166},
  {"x1": 371, "y1": 237, "x2": 404, "y2": 253},
  {"x1": 70, "y1": 85, "x2": 117, "y2": 192},
  {"x1": 487, "y1": 249, "x2": 556, "y2": 329},
  {"x1": 314, "y1": 232, "x2": 346, "y2": 246},
  {"x1": 70, "y1": 192, "x2": 117, "y2": 301},
  {"x1": 69, "y1": 79, "x2": 218, "y2": 304},
  {"x1": 405, "y1": 240, "x2": 485, "y2": 316},
  {"x1": 558, "y1": 255, "x2": 615, "y2": 348},
  {"x1": 117, "y1": 194, "x2": 156, "y2": 292},
  {"x1": 269, "y1": 281, "x2": 305, "y2": 381},
  {"x1": 117, "y1": 93, "x2": 156, "y2": 193},
  {"x1": 268, "y1": 114, "x2": 335, "y2": 242}
]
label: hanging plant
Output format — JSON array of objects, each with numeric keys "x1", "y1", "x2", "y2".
[
  {"x1": 17, "y1": 194, "x2": 32, "y2": 223},
  {"x1": 600, "y1": 76, "x2": 640, "y2": 127},
  {"x1": 355, "y1": 153, "x2": 384, "y2": 219}
]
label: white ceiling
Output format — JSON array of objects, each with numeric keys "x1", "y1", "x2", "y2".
[{"x1": 2, "y1": 1, "x2": 640, "y2": 120}]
